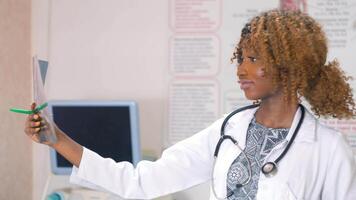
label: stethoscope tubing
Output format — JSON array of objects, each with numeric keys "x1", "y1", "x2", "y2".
[
  {"x1": 274, "y1": 105, "x2": 305, "y2": 164},
  {"x1": 214, "y1": 104, "x2": 260, "y2": 158}
]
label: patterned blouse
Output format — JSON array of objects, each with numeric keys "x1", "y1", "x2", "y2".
[{"x1": 226, "y1": 116, "x2": 289, "y2": 199}]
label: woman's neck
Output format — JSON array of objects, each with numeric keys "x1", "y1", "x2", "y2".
[{"x1": 255, "y1": 95, "x2": 299, "y2": 129}]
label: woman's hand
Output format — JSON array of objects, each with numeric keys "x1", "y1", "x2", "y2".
[
  {"x1": 24, "y1": 102, "x2": 83, "y2": 167},
  {"x1": 24, "y1": 102, "x2": 56, "y2": 146}
]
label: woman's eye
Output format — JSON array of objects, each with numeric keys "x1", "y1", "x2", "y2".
[
  {"x1": 249, "y1": 57, "x2": 257, "y2": 62},
  {"x1": 237, "y1": 57, "x2": 244, "y2": 64}
]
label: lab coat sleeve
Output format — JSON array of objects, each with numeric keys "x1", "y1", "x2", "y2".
[
  {"x1": 70, "y1": 118, "x2": 222, "y2": 199},
  {"x1": 70, "y1": 166, "x2": 107, "y2": 191},
  {"x1": 322, "y1": 133, "x2": 356, "y2": 200}
]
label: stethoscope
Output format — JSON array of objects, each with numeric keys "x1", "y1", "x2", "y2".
[{"x1": 211, "y1": 104, "x2": 305, "y2": 199}]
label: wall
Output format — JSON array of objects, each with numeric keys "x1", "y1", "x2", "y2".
[
  {"x1": 31, "y1": 0, "x2": 51, "y2": 199},
  {"x1": 0, "y1": 0, "x2": 32, "y2": 199}
]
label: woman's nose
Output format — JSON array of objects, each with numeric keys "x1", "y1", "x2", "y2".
[{"x1": 237, "y1": 64, "x2": 247, "y2": 77}]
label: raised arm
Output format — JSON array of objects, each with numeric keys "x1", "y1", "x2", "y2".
[
  {"x1": 69, "y1": 119, "x2": 220, "y2": 199},
  {"x1": 25, "y1": 102, "x2": 221, "y2": 199}
]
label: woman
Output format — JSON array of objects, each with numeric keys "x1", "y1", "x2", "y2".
[{"x1": 25, "y1": 10, "x2": 356, "y2": 199}]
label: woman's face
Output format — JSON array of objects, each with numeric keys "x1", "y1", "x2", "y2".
[{"x1": 237, "y1": 48, "x2": 279, "y2": 101}]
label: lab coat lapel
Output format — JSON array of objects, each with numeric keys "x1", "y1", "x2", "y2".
[
  {"x1": 256, "y1": 107, "x2": 317, "y2": 199},
  {"x1": 259, "y1": 106, "x2": 316, "y2": 165},
  {"x1": 229, "y1": 107, "x2": 258, "y2": 149},
  {"x1": 294, "y1": 108, "x2": 316, "y2": 143}
]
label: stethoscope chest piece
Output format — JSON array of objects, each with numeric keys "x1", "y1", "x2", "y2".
[{"x1": 261, "y1": 162, "x2": 277, "y2": 177}]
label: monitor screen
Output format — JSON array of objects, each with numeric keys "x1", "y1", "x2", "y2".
[{"x1": 48, "y1": 100, "x2": 140, "y2": 175}]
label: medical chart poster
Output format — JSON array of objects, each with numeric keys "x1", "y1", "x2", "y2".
[{"x1": 167, "y1": 0, "x2": 356, "y2": 155}]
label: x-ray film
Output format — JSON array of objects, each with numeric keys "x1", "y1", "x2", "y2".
[{"x1": 33, "y1": 56, "x2": 57, "y2": 143}]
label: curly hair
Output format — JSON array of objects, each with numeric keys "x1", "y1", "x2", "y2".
[{"x1": 232, "y1": 9, "x2": 356, "y2": 119}]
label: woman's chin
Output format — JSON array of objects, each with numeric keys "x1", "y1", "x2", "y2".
[{"x1": 244, "y1": 94, "x2": 260, "y2": 101}]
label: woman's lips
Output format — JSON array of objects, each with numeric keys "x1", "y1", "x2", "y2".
[{"x1": 238, "y1": 80, "x2": 254, "y2": 90}]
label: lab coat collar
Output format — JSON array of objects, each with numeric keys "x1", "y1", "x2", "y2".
[
  {"x1": 292, "y1": 106, "x2": 317, "y2": 143},
  {"x1": 226, "y1": 104, "x2": 317, "y2": 147}
]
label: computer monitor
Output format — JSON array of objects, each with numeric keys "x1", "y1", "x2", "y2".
[{"x1": 48, "y1": 100, "x2": 141, "y2": 175}]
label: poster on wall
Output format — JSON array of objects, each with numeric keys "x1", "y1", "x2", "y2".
[
  {"x1": 308, "y1": 0, "x2": 356, "y2": 153},
  {"x1": 166, "y1": 0, "x2": 356, "y2": 155},
  {"x1": 167, "y1": 0, "x2": 279, "y2": 145}
]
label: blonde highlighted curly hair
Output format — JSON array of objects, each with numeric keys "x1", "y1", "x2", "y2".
[{"x1": 232, "y1": 9, "x2": 356, "y2": 119}]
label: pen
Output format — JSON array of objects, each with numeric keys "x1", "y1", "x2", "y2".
[{"x1": 10, "y1": 102, "x2": 48, "y2": 114}]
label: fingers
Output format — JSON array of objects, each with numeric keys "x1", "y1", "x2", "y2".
[
  {"x1": 24, "y1": 112, "x2": 47, "y2": 140},
  {"x1": 25, "y1": 126, "x2": 41, "y2": 135},
  {"x1": 25, "y1": 103, "x2": 47, "y2": 143},
  {"x1": 25, "y1": 114, "x2": 41, "y2": 126},
  {"x1": 29, "y1": 113, "x2": 41, "y2": 121},
  {"x1": 31, "y1": 102, "x2": 37, "y2": 111},
  {"x1": 31, "y1": 121, "x2": 42, "y2": 128},
  {"x1": 34, "y1": 114, "x2": 41, "y2": 120}
]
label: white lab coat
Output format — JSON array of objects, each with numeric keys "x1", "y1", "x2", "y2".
[{"x1": 70, "y1": 106, "x2": 356, "y2": 199}]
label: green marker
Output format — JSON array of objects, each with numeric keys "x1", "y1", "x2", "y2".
[{"x1": 10, "y1": 102, "x2": 48, "y2": 114}]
